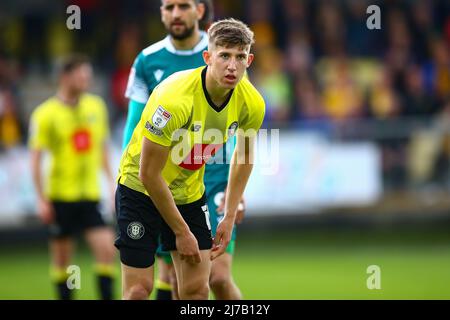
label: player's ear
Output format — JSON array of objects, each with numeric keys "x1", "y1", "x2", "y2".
[
  {"x1": 246, "y1": 53, "x2": 254, "y2": 68},
  {"x1": 203, "y1": 50, "x2": 211, "y2": 65},
  {"x1": 196, "y1": 2, "x2": 206, "y2": 20}
]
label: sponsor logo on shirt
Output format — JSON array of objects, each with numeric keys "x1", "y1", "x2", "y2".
[
  {"x1": 72, "y1": 128, "x2": 91, "y2": 152},
  {"x1": 191, "y1": 124, "x2": 202, "y2": 132},
  {"x1": 178, "y1": 144, "x2": 223, "y2": 170},
  {"x1": 145, "y1": 121, "x2": 163, "y2": 136},
  {"x1": 152, "y1": 105, "x2": 171, "y2": 129}
]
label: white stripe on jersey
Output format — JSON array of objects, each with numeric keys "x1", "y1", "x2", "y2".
[
  {"x1": 125, "y1": 67, "x2": 150, "y2": 103},
  {"x1": 143, "y1": 31, "x2": 208, "y2": 57}
]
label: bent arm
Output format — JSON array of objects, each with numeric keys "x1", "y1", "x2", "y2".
[
  {"x1": 30, "y1": 149, "x2": 45, "y2": 200},
  {"x1": 223, "y1": 134, "x2": 255, "y2": 224},
  {"x1": 138, "y1": 137, "x2": 190, "y2": 236}
]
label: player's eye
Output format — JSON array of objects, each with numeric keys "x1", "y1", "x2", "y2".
[
  {"x1": 179, "y1": 4, "x2": 191, "y2": 10},
  {"x1": 164, "y1": 5, "x2": 174, "y2": 11},
  {"x1": 220, "y1": 53, "x2": 229, "y2": 59}
]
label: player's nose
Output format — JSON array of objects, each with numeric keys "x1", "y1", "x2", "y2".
[
  {"x1": 227, "y1": 59, "x2": 237, "y2": 71},
  {"x1": 172, "y1": 5, "x2": 182, "y2": 18}
]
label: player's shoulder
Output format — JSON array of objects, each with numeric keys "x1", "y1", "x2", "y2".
[
  {"x1": 236, "y1": 76, "x2": 265, "y2": 109},
  {"x1": 141, "y1": 37, "x2": 169, "y2": 58},
  {"x1": 32, "y1": 96, "x2": 59, "y2": 118},
  {"x1": 151, "y1": 67, "x2": 203, "y2": 115},
  {"x1": 155, "y1": 67, "x2": 202, "y2": 98}
]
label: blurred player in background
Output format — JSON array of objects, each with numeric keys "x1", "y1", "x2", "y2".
[
  {"x1": 122, "y1": 0, "x2": 243, "y2": 300},
  {"x1": 115, "y1": 18, "x2": 264, "y2": 300},
  {"x1": 29, "y1": 54, "x2": 116, "y2": 300}
]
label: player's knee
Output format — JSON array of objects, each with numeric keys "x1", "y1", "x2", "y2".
[
  {"x1": 179, "y1": 281, "x2": 209, "y2": 300},
  {"x1": 124, "y1": 282, "x2": 153, "y2": 300},
  {"x1": 95, "y1": 244, "x2": 115, "y2": 263},
  {"x1": 209, "y1": 272, "x2": 232, "y2": 291},
  {"x1": 104, "y1": 244, "x2": 116, "y2": 261}
]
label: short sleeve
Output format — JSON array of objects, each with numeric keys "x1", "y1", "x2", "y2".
[
  {"x1": 28, "y1": 107, "x2": 50, "y2": 150},
  {"x1": 141, "y1": 94, "x2": 189, "y2": 147},
  {"x1": 125, "y1": 53, "x2": 150, "y2": 104},
  {"x1": 239, "y1": 95, "x2": 266, "y2": 137}
]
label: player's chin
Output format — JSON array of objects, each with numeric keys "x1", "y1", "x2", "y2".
[
  {"x1": 170, "y1": 26, "x2": 187, "y2": 35},
  {"x1": 221, "y1": 79, "x2": 238, "y2": 89}
]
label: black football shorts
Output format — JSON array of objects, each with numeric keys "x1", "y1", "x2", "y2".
[
  {"x1": 49, "y1": 201, "x2": 106, "y2": 238},
  {"x1": 114, "y1": 183, "x2": 212, "y2": 268}
]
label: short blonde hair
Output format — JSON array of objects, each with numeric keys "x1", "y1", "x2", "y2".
[{"x1": 208, "y1": 18, "x2": 255, "y2": 49}]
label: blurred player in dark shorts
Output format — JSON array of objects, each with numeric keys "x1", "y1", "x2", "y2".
[{"x1": 29, "y1": 54, "x2": 117, "y2": 300}]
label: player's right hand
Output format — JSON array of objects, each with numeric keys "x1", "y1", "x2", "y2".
[
  {"x1": 38, "y1": 198, "x2": 54, "y2": 224},
  {"x1": 176, "y1": 230, "x2": 201, "y2": 264},
  {"x1": 211, "y1": 218, "x2": 233, "y2": 260}
]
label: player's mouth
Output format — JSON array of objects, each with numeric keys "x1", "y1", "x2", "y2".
[
  {"x1": 225, "y1": 74, "x2": 237, "y2": 83},
  {"x1": 171, "y1": 21, "x2": 185, "y2": 28}
]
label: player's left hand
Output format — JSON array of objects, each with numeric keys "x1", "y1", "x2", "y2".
[{"x1": 211, "y1": 218, "x2": 233, "y2": 260}]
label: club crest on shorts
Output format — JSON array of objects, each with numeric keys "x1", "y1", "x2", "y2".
[
  {"x1": 152, "y1": 105, "x2": 171, "y2": 129},
  {"x1": 127, "y1": 222, "x2": 145, "y2": 240}
]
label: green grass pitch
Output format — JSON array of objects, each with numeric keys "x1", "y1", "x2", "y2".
[{"x1": 1, "y1": 229, "x2": 450, "y2": 299}]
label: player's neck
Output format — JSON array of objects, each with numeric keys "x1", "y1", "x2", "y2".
[
  {"x1": 205, "y1": 69, "x2": 232, "y2": 107},
  {"x1": 169, "y1": 30, "x2": 202, "y2": 51},
  {"x1": 56, "y1": 87, "x2": 81, "y2": 107}
]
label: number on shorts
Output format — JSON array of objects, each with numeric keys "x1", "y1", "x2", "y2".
[{"x1": 201, "y1": 205, "x2": 211, "y2": 231}]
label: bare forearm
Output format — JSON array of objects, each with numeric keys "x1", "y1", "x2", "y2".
[
  {"x1": 102, "y1": 144, "x2": 114, "y2": 182},
  {"x1": 30, "y1": 151, "x2": 45, "y2": 200},
  {"x1": 224, "y1": 156, "x2": 253, "y2": 222},
  {"x1": 140, "y1": 173, "x2": 189, "y2": 235}
]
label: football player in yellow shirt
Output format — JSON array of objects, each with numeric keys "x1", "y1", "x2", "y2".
[
  {"x1": 115, "y1": 18, "x2": 265, "y2": 300},
  {"x1": 29, "y1": 55, "x2": 116, "y2": 300}
]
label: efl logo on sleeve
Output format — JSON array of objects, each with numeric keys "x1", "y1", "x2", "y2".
[{"x1": 152, "y1": 105, "x2": 172, "y2": 129}]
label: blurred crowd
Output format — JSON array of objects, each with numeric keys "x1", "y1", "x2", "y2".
[{"x1": 0, "y1": 0, "x2": 450, "y2": 188}]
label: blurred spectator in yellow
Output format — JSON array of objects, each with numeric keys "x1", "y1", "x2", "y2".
[
  {"x1": 369, "y1": 67, "x2": 401, "y2": 119},
  {"x1": 46, "y1": 18, "x2": 74, "y2": 65},
  {"x1": 0, "y1": 89, "x2": 21, "y2": 148},
  {"x1": 319, "y1": 58, "x2": 364, "y2": 120},
  {"x1": 253, "y1": 47, "x2": 292, "y2": 122},
  {"x1": 0, "y1": 54, "x2": 21, "y2": 149}
]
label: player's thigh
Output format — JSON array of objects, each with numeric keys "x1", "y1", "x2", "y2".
[
  {"x1": 210, "y1": 252, "x2": 233, "y2": 281},
  {"x1": 171, "y1": 250, "x2": 211, "y2": 290},
  {"x1": 84, "y1": 226, "x2": 116, "y2": 262},
  {"x1": 160, "y1": 195, "x2": 213, "y2": 253},
  {"x1": 50, "y1": 201, "x2": 80, "y2": 238},
  {"x1": 114, "y1": 184, "x2": 161, "y2": 269},
  {"x1": 49, "y1": 237, "x2": 75, "y2": 267}
]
